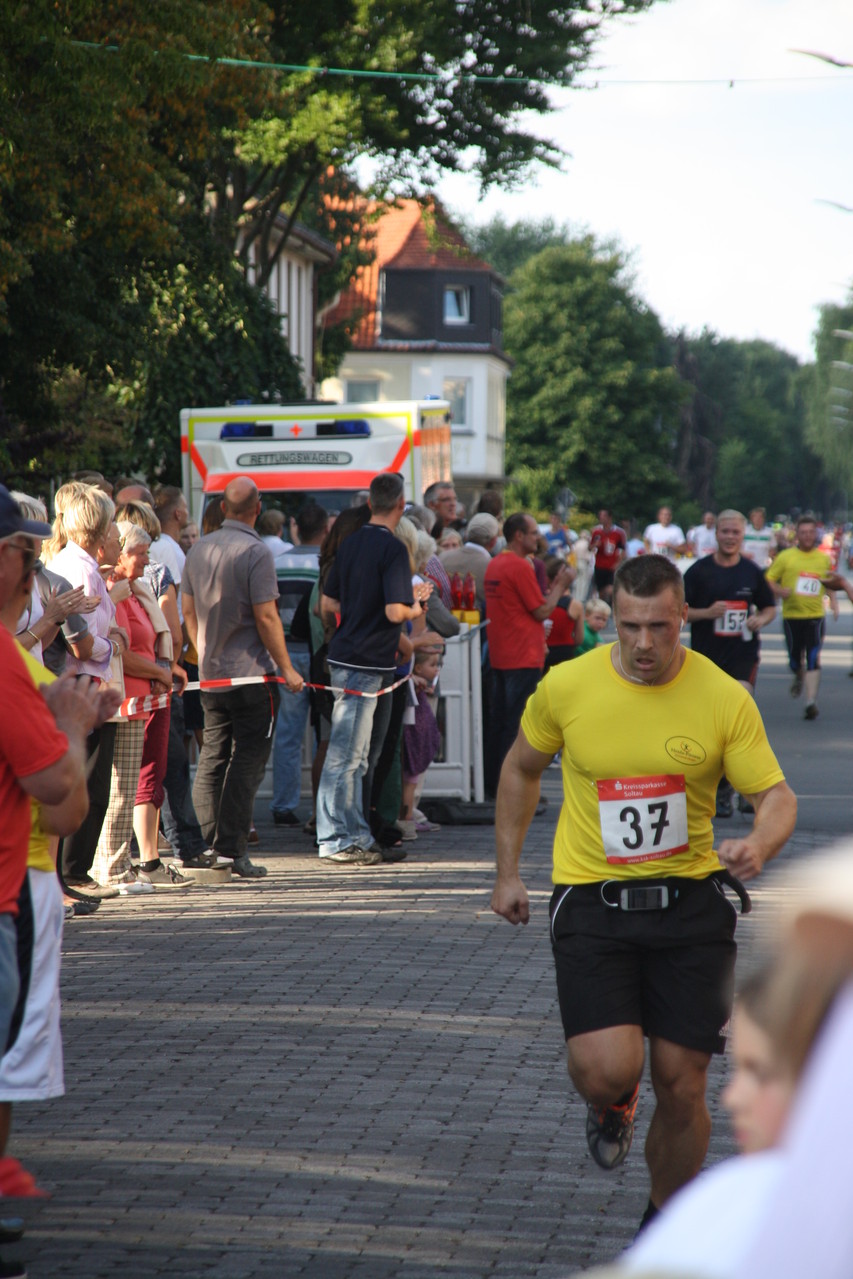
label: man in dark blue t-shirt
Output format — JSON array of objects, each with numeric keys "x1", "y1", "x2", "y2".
[{"x1": 317, "y1": 473, "x2": 429, "y2": 865}]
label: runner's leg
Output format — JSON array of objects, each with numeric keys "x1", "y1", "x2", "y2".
[{"x1": 646, "y1": 1035, "x2": 712, "y2": 1206}]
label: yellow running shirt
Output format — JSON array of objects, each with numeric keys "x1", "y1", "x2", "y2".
[
  {"x1": 765, "y1": 547, "x2": 831, "y2": 618},
  {"x1": 521, "y1": 644, "x2": 785, "y2": 884}
]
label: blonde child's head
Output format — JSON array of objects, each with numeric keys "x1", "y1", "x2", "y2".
[{"x1": 585, "y1": 599, "x2": 610, "y2": 632}]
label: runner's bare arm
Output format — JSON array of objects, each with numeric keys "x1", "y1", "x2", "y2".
[
  {"x1": 491, "y1": 731, "x2": 554, "y2": 925},
  {"x1": 717, "y1": 780, "x2": 797, "y2": 881},
  {"x1": 746, "y1": 605, "x2": 776, "y2": 632},
  {"x1": 686, "y1": 602, "x2": 728, "y2": 621}
]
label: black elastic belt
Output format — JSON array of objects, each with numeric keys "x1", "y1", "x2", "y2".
[{"x1": 713, "y1": 868, "x2": 752, "y2": 914}]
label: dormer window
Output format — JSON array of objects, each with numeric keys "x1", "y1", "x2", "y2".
[{"x1": 443, "y1": 284, "x2": 472, "y2": 325}]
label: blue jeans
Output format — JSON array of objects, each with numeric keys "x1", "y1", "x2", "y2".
[
  {"x1": 193, "y1": 683, "x2": 280, "y2": 858},
  {"x1": 271, "y1": 649, "x2": 312, "y2": 815},
  {"x1": 160, "y1": 694, "x2": 209, "y2": 859},
  {"x1": 316, "y1": 666, "x2": 384, "y2": 856}
]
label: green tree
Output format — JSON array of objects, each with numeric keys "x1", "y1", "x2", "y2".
[
  {"x1": 462, "y1": 215, "x2": 573, "y2": 282},
  {"x1": 1, "y1": 0, "x2": 666, "y2": 487},
  {"x1": 677, "y1": 331, "x2": 824, "y2": 517},
  {"x1": 216, "y1": 0, "x2": 663, "y2": 285},
  {"x1": 503, "y1": 239, "x2": 685, "y2": 516},
  {"x1": 805, "y1": 297, "x2": 853, "y2": 513}
]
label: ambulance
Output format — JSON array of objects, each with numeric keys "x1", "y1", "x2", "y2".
[{"x1": 180, "y1": 399, "x2": 452, "y2": 524}]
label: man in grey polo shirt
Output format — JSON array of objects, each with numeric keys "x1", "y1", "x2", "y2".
[{"x1": 182, "y1": 478, "x2": 304, "y2": 877}]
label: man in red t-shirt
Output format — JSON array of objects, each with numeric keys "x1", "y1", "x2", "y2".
[
  {"x1": 589, "y1": 509, "x2": 627, "y2": 604},
  {"x1": 483, "y1": 513, "x2": 573, "y2": 796}
]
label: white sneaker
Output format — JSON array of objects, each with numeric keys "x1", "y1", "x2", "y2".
[{"x1": 117, "y1": 879, "x2": 155, "y2": 896}]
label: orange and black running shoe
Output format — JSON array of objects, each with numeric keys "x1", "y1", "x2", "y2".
[{"x1": 585, "y1": 1083, "x2": 640, "y2": 1170}]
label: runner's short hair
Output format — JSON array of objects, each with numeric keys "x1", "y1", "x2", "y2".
[
  {"x1": 796, "y1": 512, "x2": 817, "y2": 528},
  {"x1": 613, "y1": 554, "x2": 684, "y2": 608}
]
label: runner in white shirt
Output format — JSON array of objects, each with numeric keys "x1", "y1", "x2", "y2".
[
  {"x1": 742, "y1": 506, "x2": 777, "y2": 569},
  {"x1": 643, "y1": 506, "x2": 687, "y2": 560},
  {"x1": 687, "y1": 512, "x2": 717, "y2": 558}
]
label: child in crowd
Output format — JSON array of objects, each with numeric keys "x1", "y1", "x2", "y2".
[
  {"x1": 400, "y1": 645, "x2": 443, "y2": 841},
  {"x1": 544, "y1": 556, "x2": 582, "y2": 668},
  {"x1": 722, "y1": 965, "x2": 799, "y2": 1155},
  {"x1": 575, "y1": 598, "x2": 610, "y2": 657}
]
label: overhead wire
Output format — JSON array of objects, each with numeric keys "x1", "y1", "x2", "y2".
[{"x1": 63, "y1": 40, "x2": 853, "y2": 89}]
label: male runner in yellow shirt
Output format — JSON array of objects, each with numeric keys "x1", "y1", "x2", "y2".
[
  {"x1": 490, "y1": 554, "x2": 796, "y2": 1233},
  {"x1": 765, "y1": 512, "x2": 837, "y2": 720}
]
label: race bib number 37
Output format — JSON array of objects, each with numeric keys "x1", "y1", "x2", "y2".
[{"x1": 597, "y1": 775, "x2": 689, "y2": 864}]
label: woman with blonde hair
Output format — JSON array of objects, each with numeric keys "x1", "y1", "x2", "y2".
[
  {"x1": 40, "y1": 481, "x2": 88, "y2": 566},
  {"x1": 10, "y1": 492, "x2": 96, "y2": 674},
  {"x1": 49, "y1": 486, "x2": 128, "y2": 893}
]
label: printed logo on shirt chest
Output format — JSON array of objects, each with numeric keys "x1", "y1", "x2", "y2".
[{"x1": 665, "y1": 736, "x2": 707, "y2": 766}]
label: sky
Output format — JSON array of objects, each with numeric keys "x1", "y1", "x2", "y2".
[{"x1": 436, "y1": 0, "x2": 852, "y2": 363}]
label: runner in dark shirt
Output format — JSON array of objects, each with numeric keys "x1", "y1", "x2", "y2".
[{"x1": 684, "y1": 509, "x2": 776, "y2": 818}]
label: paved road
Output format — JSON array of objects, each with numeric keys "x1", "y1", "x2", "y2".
[{"x1": 10, "y1": 604, "x2": 853, "y2": 1278}]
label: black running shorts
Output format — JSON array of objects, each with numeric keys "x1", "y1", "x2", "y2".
[{"x1": 549, "y1": 875, "x2": 737, "y2": 1055}]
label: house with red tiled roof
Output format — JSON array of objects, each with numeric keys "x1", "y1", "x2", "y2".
[{"x1": 320, "y1": 198, "x2": 510, "y2": 500}]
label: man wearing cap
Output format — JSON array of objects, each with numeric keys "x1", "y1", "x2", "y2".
[
  {"x1": 0, "y1": 488, "x2": 120, "y2": 1268},
  {"x1": 437, "y1": 513, "x2": 499, "y2": 613}
]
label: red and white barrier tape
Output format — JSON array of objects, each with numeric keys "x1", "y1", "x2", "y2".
[
  {"x1": 113, "y1": 671, "x2": 412, "y2": 716},
  {"x1": 114, "y1": 691, "x2": 172, "y2": 718},
  {"x1": 184, "y1": 672, "x2": 412, "y2": 699}
]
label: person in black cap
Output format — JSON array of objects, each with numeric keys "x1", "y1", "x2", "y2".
[{"x1": 0, "y1": 486, "x2": 120, "y2": 1275}]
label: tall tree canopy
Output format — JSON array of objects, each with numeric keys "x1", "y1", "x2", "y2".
[
  {"x1": 503, "y1": 238, "x2": 685, "y2": 516},
  {"x1": 1, "y1": 0, "x2": 663, "y2": 488},
  {"x1": 805, "y1": 296, "x2": 853, "y2": 512},
  {"x1": 675, "y1": 331, "x2": 822, "y2": 519}
]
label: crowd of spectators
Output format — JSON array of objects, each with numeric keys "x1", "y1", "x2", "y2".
[
  {"x1": 14, "y1": 475, "x2": 846, "y2": 891},
  {"x1": 4, "y1": 470, "x2": 853, "y2": 1276},
  {"x1": 7, "y1": 476, "x2": 666, "y2": 888}
]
